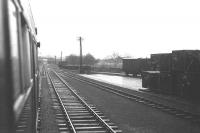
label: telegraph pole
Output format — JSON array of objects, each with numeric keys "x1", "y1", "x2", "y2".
[
  {"x1": 55, "y1": 56, "x2": 56, "y2": 64},
  {"x1": 60, "y1": 51, "x2": 62, "y2": 63},
  {"x1": 78, "y1": 36, "x2": 83, "y2": 73}
]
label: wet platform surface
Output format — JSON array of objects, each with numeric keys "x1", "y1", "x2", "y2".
[{"x1": 81, "y1": 74, "x2": 145, "y2": 91}]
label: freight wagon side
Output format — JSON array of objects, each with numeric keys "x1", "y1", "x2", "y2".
[
  {"x1": 122, "y1": 58, "x2": 134, "y2": 75},
  {"x1": 123, "y1": 58, "x2": 151, "y2": 76}
]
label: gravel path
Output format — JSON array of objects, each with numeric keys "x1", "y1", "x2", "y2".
[
  {"x1": 40, "y1": 77, "x2": 59, "y2": 133},
  {"x1": 63, "y1": 75, "x2": 200, "y2": 133}
]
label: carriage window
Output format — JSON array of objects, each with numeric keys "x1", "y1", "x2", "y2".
[
  {"x1": 29, "y1": 33, "x2": 34, "y2": 78},
  {"x1": 8, "y1": 0, "x2": 21, "y2": 100},
  {"x1": 21, "y1": 22, "x2": 32, "y2": 91}
]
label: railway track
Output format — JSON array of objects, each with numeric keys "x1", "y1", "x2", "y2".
[
  {"x1": 46, "y1": 67, "x2": 122, "y2": 133},
  {"x1": 53, "y1": 67, "x2": 200, "y2": 126}
]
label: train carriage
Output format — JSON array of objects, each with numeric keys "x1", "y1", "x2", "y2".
[{"x1": 0, "y1": 0, "x2": 40, "y2": 132}]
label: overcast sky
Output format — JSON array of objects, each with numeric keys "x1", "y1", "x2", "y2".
[{"x1": 30, "y1": 0, "x2": 200, "y2": 59}]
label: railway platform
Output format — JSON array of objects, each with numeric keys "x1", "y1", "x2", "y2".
[{"x1": 91, "y1": 71, "x2": 125, "y2": 76}]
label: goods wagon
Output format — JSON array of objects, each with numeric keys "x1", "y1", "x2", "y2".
[
  {"x1": 122, "y1": 58, "x2": 150, "y2": 76},
  {"x1": 172, "y1": 50, "x2": 200, "y2": 73},
  {"x1": 142, "y1": 50, "x2": 200, "y2": 101},
  {"x1": 151, "y1": 53, "x2": 172, "y2": 72},
  {"x1": 172, "y1": 72, "x2": 200, "y2": 100},
  {"x1": 142, "y1": 71, "x2": 160, "y2": 91},
  {"x1": 142, "y1": 71, "x2": 174, "y2": 94},
  {"x1": 159, "y1": 72, "x2": 173, "y2": 94}
]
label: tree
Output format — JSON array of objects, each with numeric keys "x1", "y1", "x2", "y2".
[
  {"x1": 83, "y1": 53, "x2": 97, "y2": 65},
  {"x1": 64, "y1": 53, "x2": 97, "y2": 66}
]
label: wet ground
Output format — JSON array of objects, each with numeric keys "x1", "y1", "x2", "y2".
[{"x1": 81, "y1": 74, "x2": 146, "y2": 91}]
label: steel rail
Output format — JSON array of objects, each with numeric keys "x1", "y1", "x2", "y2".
[
  {"x1": 51, "y1": 69, "x2": 117, "y2": 133},
  {"x1": 46, "y1": 70, "x2": 77, "y2": 133}
]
